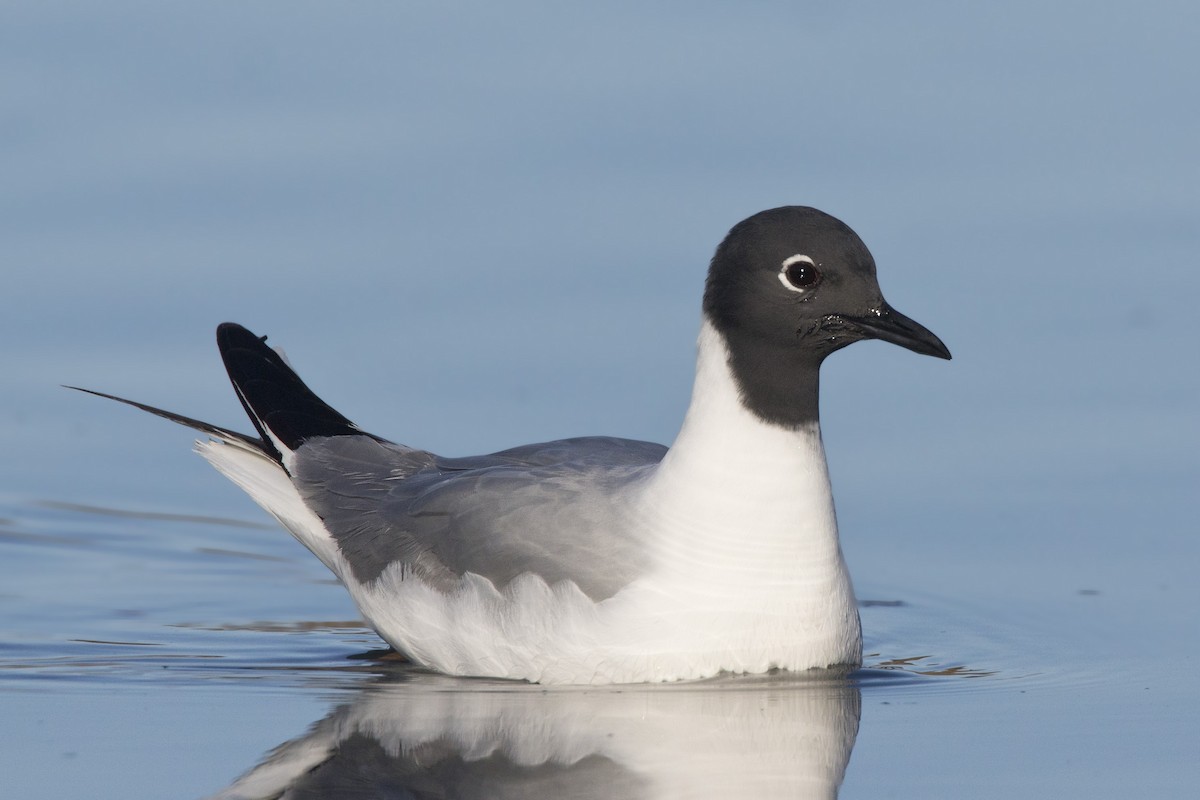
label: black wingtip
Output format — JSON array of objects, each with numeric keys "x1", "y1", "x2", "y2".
[{"x1": 216, "y1": 323, "x2": 363, "y2": 456}]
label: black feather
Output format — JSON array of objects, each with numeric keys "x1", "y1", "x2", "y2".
[
  {"x1": 215, "y1": 322, "x2": 365, "y2": 457},
  {"x1": 65, "y1": 386, "x2": 264, "y2": 451}
]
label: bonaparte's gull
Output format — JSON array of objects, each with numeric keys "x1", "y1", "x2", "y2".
[{"x1": 78, "y1": 206, "x2": 950, "y2": 684}]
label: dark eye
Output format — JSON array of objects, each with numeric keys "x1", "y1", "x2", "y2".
[{"x1": 779, "y1": 254, "x2": 822, "y2": 294}]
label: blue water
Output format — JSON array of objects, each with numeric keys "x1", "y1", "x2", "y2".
[{"x1": 3, "y1": 1, "x2": 1198, "y2": 796}]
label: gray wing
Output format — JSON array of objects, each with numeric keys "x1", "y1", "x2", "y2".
[{"x1": 290, "y1": 435, "x2": 667, "y2": 600}]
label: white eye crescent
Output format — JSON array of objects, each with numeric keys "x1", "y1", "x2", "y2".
[{"x1": 779, "y1": 254, "x2": 822, "y2": 295}]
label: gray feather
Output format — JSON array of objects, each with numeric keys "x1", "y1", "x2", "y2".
[{"x1": 291, "y1": 435, "x2": 667, "y2": 600}]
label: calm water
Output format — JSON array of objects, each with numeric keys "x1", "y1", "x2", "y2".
[{"x1": 3, "y1": 1, "x2": 1198, "y2": 797}]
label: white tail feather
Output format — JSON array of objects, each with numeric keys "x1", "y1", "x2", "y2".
[{"x1": 195, "y1": 439, "x2": 347, "y2": 579}]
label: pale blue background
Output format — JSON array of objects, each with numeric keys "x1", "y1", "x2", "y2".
[{"x1": 2, "y1": 1, "x2": 1197, "y2": 797}]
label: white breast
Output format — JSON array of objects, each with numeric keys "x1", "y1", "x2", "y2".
[{"x1": 595, "y1": 320, "x2": 862, "y2": 680}]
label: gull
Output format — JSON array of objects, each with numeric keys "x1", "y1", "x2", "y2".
[{"x1": 77, "y1": 206, "x2": 950, "y2": 684}]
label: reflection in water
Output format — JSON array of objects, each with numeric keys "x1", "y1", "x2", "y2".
[{"x1": 209, "y1": 672, "x2": 861, "y2": 800}]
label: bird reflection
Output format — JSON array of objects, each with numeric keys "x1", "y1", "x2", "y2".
[{"x1": 208, "y1": 670, "x2": 861, "y2": 799}]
